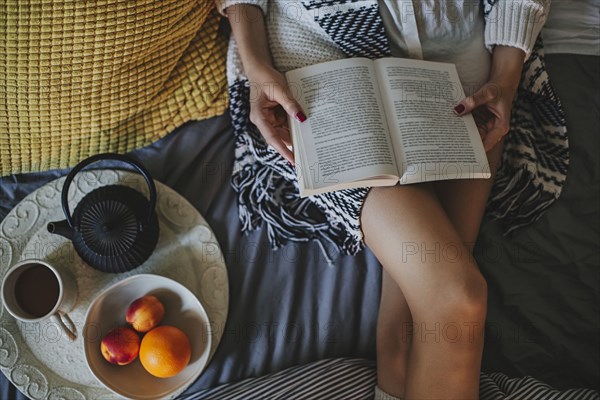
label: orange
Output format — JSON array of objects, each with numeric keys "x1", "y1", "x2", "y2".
[{"x1": 139, "y1": 326, "x2": 191, "y2": 378}]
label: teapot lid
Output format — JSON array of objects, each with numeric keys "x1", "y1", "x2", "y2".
[{"x1": 73, "y1": 185, "x2": 159, "y2": 273}]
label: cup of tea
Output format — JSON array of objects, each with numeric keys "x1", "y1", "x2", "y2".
[{"x1": 1, "y1": 259, "x2": 78, "y2": 341}]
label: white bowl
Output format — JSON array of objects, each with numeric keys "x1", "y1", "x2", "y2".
[{"x1": 83, "y1": 274, "x2": 212, "y2": 400}]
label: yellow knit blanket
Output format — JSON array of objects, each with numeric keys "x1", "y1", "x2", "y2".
[{"x1": 0, "y1": 1, "x2": 228, "y2": 176}]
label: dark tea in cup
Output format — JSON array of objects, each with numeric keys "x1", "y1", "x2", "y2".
[
  {"x1": 14, "y1": 263, "x2": 60, "y2": 317},
  {"x1": 2, "y1": 259, "x2": 78, "y2": 340}
]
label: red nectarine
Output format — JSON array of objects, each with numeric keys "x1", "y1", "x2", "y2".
[
  {"x1": 126, "y1": 295, "x2": 165, "y2": 333},
  {"x1": 100, "y1": 327, "x2": 140, "y2": 365}
]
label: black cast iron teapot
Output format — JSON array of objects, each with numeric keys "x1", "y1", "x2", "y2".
[{"x1": 47, "y1": 153, "x2": 160, "y2": 273}]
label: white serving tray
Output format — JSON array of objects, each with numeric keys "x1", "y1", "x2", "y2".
[{"x1": 0, "y1": 169, "x2": 229, "y2": 399}]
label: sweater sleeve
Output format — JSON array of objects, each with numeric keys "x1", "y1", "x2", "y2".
[
  {"x1": 484, "y1": 0, "x2": 550, "y2": 58},
  {"x1": 215, "y1": 0, "x2": 268, "y2": 17}
]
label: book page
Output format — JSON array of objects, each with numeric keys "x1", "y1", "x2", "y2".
[
  {"x1": 375, "y1": 58, "x2": 490, "y2": 184},
  {"x1": 285, "y1": 58, "x2": 399, "y2": 193}
]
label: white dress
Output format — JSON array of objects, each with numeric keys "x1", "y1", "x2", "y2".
[{"x1": 379, "y1": 0, "x2": 491, "y2": 94}]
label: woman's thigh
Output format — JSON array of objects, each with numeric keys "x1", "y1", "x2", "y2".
[
  {"x1": 433, "y1": 141, "x2": 504, "y2": 244},
  {"x1": 361, "y1": 183, "x2": 485, "y2": 319}
]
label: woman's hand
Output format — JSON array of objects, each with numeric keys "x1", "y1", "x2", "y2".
[
  {"x1": 247, "y1": 65, "x2": 306, "y2": 164},
  {"x1": 223, "y1": 3, "x2": 306, "y2": 164},
  {"x1": 454, "y1": 46, "x2": 526, "y2": 152}
]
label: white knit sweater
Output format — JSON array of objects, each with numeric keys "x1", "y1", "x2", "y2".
[{"x1": 217, "y1": 0, "x2": 549, "y2": 85}]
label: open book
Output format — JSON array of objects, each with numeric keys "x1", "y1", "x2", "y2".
[{"x1": 286, "y1": 57, "x2": 491, "y2": 197}]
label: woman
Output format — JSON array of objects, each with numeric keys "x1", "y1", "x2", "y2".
[{"x1": 217, "y1": 1, "x2": 556, "y2": 398}]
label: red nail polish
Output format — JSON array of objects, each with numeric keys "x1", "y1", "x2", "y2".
[
  {"x1": 454, "y1": 104, "x2": 465, "y2": 114},
  {"x1": 295, "y1": 111, "x2": 307, "y2": 122}
]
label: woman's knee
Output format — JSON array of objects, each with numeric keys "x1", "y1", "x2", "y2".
[
  {"x1": 420, "y1": 269, "x2": 488, "y2": 325},
  {"x1": 444, "y1": 271, "x2": 487, "y2": 323},
  {"x1": 404, "y1": 272, "x2": 487, "y2": 348}
]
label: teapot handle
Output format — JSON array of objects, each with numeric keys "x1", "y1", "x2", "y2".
[{"x1": 61, "y1": 153, "x2": 157, "y2": 228}]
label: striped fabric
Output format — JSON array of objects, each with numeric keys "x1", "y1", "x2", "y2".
[
  {"x1": 182, "y1": 358, "x2": 599, "y2": 400},
  {"x1": 183, "y1": 358, "x2": 376, "y2": 400}
]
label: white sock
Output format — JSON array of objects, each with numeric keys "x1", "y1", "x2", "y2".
[{"x1": 374, "y1": 385, "x2": 403, "y2": 400}]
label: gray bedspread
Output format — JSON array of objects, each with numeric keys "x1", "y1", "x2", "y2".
[
  {"x1": 476, "y1": 54, "x2": 599, "y2": 390},
  {"x1": 0, "y1": 54, "x2": 598, "y2": 399}
]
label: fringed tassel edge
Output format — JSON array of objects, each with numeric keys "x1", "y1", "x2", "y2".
[
  {"x1": 232, "y1": 165, "x2": 344, "y2": 263},
  {"x1": 486, "y1": 165, "x2": 559, "y2": 235}
]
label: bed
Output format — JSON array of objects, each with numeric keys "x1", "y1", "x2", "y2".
[{"x1": 1, "y1": 8, "x2": 599, "y2": 400}]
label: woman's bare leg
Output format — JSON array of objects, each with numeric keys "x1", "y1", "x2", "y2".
[
  {"x1": 376, "y1": 268, "x2": 412, "y2": 398},
  {"x1": 371, "y1": 144, "x2": 503, "y2": 399},
  {"x1": 363, "y1": 183, "x2": 487, "y2": 398}
]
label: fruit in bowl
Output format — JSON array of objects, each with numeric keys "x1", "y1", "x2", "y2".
[
  {"x1": 84, "y1": 274, "x2": 212, "y2": 400},
  {"x1": 101, "y1": 295, "x2": 192, "y2": 378},
  {"x1": 140, "y1": 326, "x2": 191, "y2": 378},
  {"x1": 100, "y1": 327, "x2": 140, "y2": 365},
  {"x1": 126, "y1": 295, "x2": 165, "y2": 333}
]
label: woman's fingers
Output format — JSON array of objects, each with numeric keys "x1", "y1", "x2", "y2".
[
  {"x1": 247, "y1": 68, "x2": 306, "y2": 164},
  {"x1": 454, "y1": 82, "x2": 513, "y2": 152},
  {"x1": 251, "y1": 72, "x2": 307, "y2": 122},
  {"x1": 454, "y1": 83, "x2": 500, "y2": 116},
  {"x1": 252, "y1": 114, "x2": 295, "y2": 163},
  {"x1": 482, "y1": 118, "x2": 510, "y2": 151},
  {"x1": 271, "y1": 82, "x2": 307, "y2": 122}
]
